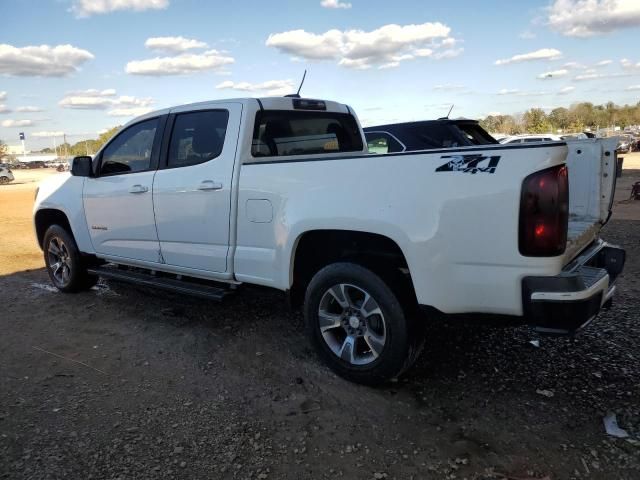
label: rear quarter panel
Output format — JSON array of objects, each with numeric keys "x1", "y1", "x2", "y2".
[{"x1": 235, "y1": 143, "x2": 569, "y2": 316}]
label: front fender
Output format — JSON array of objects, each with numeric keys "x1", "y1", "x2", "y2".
[{"x1": 34, "y1": 174, "x2": 94, "y2": 254}]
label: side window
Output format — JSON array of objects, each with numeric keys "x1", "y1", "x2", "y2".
[
  {"x1": 100, "y1": 118, "x2": 158, "y2": 175},
  {"x1": 524, "y1": 138, "x2": 543, "y2": 143},
  {"x1": 168, "y1": 110, "x2": 229, "y2": 168},
  {"x1": 365, "y1": 132, "x2": 403, "y2": 154}
]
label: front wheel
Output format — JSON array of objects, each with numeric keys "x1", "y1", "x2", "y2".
[
  {"x1": 304, "y1": 262, "x2": 423, "y2": 385},
  {"x1": 43, "y1": 225, "x2": 97, "y2": 293}
]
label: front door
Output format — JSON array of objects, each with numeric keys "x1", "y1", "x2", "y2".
[
  {"x1": 152, "y1": 104, "x2": 241, "y2": 273},
  {"x1": 83, "y1": 117, "x2": 164, "y2": 264}
]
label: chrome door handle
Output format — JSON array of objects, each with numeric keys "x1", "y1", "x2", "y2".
[
  {"x1": 198, "y1": 180, "x2": 223, "y2": 191},
  {"x1": 129, "y1": 184, "x2": 148, "y2": 194}
]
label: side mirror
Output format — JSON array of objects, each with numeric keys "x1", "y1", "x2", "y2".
[{"x1": 71, "y1": 156, "x2": 92, "y2": 177}]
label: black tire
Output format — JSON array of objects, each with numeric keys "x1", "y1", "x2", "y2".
[
  {"x1": 304, "y1": 262, "x2": 424, "y2": 386},
  {"x1": 43, "y1": 225, "x2": 98, "y2": 293},
  {"x1": 0, "y1": 177, "x2": 9, "y2": 185}
]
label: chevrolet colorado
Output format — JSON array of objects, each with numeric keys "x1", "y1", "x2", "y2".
[{"x1": 33, "y1": 96, "x2": 625, "y2": 384}]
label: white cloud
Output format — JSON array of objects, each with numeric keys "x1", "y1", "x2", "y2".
[
  {"x1": 126, "y1": 49, "x2": 234, "y2": 75},
  {"x1": 144, "y1": 36, "x2": 207, "y2": 54},
  {"x1": 0, "y1": 91, "x2": 6, "y2": 101},
  {"x1": 497, "y1": 89, "x2": 549, "y2": 96},
  {"x1": 320, "y1": 0, "x2": 351, "y2": 8},
  {"x1": 495, "y1": 48, "x2": 562, "y2": 65},
  {"x1": 547, "y1": 0, "x2": 640, "y2": 37},
  {"x1": 266, "y1": 22, "x2": 459, "y2": 69},
  {"x1": 621, "y1": 58, "x2": 640, "y2": 70},
  {"x1": 558, "y1": 86, "x2": 575, "y2": 94},
  {"x1": 72, "y1": 0, "x2": 169, "y2": 17},
  {"x1": 1, "y1": 119, "x2": 34, "y2": 127},
  {"x1": 625, "y1": 85, "x2": 640, "y2": 90},
  {"x1": 68, "y1": 88, "x2": 117, "y2": 97},
  {"x1": 59, "y1": 96, "x2": 113, "y2": 109},
  {"x1": 108, "y1": 107, "x2": 154, "y2": 117},
  {"x1": 537, "y1": 68, "x2": 569, "y2": 79},
  {"x1": 563, "y1": 61, "x2": 586, "y2": 70},
  {"x1": 59, "y1": 89, "x2": 154, "y2": 115},
  {"x1": 433, "y1": 83, "x2": 466, "y2": 91},
  {"x1": 519, "y1": 30, "x2": 537, "y2": 39},
  {"x1": 216, "y1": 79, "x2": 296, "y2": 96},
  {"x1": 0, "y1": 104, "x2": 11, "y2": 114},
  {"x1": 32, "y1": 131, "x2": 65, "y2": 138},
  {"x1": 595, "y1": 59, "x2": 613, "y2": 66},
  {"x1": 573, "y1": 72, "x2": 631, "y2": 81},
  {"x1": 16, "y1": 106, "x2": 43, "y2": 112},
  {"x1": 0, "y1": 43, "x2": 94, "y2": 77}
]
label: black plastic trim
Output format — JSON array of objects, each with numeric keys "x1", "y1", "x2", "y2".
[{"x1": 256, "y1": 98, "x2": 264, "y2": 111}]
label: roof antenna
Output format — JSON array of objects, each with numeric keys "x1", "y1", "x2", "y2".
[
  {"x1": 446, "y1": 104, "x2": 454, "y2": 119},
  {"x1": 286, "y1": 69, "x2": 307, "y2": 98}
]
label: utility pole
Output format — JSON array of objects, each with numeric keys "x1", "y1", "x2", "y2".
[
  {"x1": 53, "y1": 136, "x2": 58, "y2": 157},
  {"x1": 85, "y1": 139, "x2": 89, "y2": 156},
  {"x1": 63, "y1": 133, "x2": 68, "y2": 158}
]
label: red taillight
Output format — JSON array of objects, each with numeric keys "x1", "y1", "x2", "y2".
[{"x1": 519, "y1": 165, "x2": 569, "y2": 256}]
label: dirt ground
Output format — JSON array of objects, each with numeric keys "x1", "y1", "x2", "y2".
[{"x1": 1, "y1": 163, "x2": 639, "y2": 479}]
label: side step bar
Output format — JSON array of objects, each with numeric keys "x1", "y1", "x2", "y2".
[{"x1": 87, "y1": 266, "x2": 232, "y2": 302}]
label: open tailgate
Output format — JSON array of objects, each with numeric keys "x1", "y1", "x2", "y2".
[{"x1": 564, "y1": 137, "x2": 618, "y2": 259}]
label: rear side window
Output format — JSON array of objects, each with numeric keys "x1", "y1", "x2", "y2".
[
  {"x1": 251, "y1": 110, "x2": 363, "y2": 157},
  {"x1": 168, "y1": 110, "x2": 229, "y2": 168},
  {"x1": 455, "y1": 124, "x2": 498, "y2": 145},
  {"x1": 365, "y1": 132, "x2": 404, "y2": 154},
  {"x1": 405, "y1": 124, "x2": 462, "y2": 149}
]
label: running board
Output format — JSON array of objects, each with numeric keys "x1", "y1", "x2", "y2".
[{"x1": 87, "y1": 266, "x2": 232, "y2": 302}]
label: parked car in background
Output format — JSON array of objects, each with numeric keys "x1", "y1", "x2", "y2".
[
  {"x1": 616, "y1": 135, "x2": 635, "y2": 154},
  {"x1": 499, "y1": 134, "x2": 563, "y2": 144},
  {"x1": 364, "y1": 119, "x2": 498, "y2": 153},
  {"x1": 25, "y1": 161, "x2": 46, "y2": 169},
  {"x1": 0, "y1": 165, "x2": 14, "y2": 185}
]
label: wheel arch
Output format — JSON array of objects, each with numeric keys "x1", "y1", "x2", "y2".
[
  {"x1": 34, "y1": 208, "x2": 74, "y2": 250},
  {"x1": 288, "y1": 229, "x2": 416, "y2": 309}
]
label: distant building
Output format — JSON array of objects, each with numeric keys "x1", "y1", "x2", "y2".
[{"x1": 7, "y1": 144, "x2": 30, "y2": 155}]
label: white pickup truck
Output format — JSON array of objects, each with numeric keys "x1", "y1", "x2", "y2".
[{"x1": 33, "y1": 96, "x2": 626, "y2": 385}]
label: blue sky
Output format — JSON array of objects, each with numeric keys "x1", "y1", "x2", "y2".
[{"x1": 1, "y1": 0, "x2": 640, "y2": 150}]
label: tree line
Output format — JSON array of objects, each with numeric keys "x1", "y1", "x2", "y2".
[
  {"x1": 480, "y1": 101, "x2": 640, "y2": 135},
  {"x1": 39, "y1": 126, "x2": 121, "y2": 157}
]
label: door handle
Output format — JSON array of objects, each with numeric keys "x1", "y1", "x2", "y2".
[
  {"x1": 129, "y1": 184, "x2": 149, "y2": 194},
  {"x1": 197, "y1": 180, "x2": 223, "y2": 191}
]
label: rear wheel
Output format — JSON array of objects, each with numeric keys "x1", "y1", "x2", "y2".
[
  {"x1": 304, "y1": 262, "x2": 423, "y2": 385},
  {"x1": 43, "y1": 225, "x2": 98, "y2": 292},
  {"x1": 0, "y1": 176, "x2": 9, "y2": 185}
]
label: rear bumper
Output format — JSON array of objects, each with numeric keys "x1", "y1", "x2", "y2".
[{"x1": 522, "y1": 240, "x2": 626, "y2": 334}]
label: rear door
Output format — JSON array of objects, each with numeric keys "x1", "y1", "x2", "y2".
[
  {"x1": 83, "y1": 116, "x2": 165, "y2": 263},
  {"x1": 152, "y1": 103, "x2": 242, "y2": 273}
]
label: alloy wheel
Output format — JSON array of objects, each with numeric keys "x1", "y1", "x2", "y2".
[
  {"x1": 318, "y1": 283, "x2": 387, "y2": 366},
  {"x1": 47, "y1": 236, "x2": 72, "y2": 287}
]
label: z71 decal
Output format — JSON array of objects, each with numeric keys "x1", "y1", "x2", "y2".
[{"x1": 436, "y1": 154, "x2": 501, "y2": 174}]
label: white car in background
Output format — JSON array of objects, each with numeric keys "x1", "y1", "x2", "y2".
[
  {"x1": 0, "y1": 165, "x2": 15, "y2": 185},
  {"x1": 499, "y1": 134, "x2": 563, "y2": 144}
]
